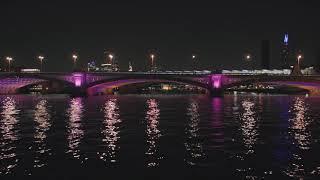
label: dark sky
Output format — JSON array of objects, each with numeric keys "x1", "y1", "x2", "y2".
[{"x1": 0, "y1": 1, "x2": 319, "y2": 71}]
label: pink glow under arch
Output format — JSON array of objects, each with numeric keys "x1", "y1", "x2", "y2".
[{"x1": 211, "y1": 75, "x2": 222, "y2": 89}]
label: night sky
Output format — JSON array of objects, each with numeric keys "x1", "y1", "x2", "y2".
[{"x1": 0, "y1": 1, "x2": 319, "y2": 71}]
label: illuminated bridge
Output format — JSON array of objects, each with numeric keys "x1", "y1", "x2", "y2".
[{"x1": 0, "y1": 72, "x2": 320, "y2": 95}]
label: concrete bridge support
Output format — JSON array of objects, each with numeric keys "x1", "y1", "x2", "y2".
[{"x1": 210, "y1": 74, "x2": 224, "y2": 96}]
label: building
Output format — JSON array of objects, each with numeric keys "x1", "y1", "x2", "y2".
[
  {"x1": 281, "y1": 33, "x2": 290, "y2": 68},
  {"x1": 261, "y1": 40, "x2": 271, "y2": 69},
  {"x1": 87, "y1": 61, "x2": 97, "y2": 72},
  {"x1": 100, "y1": 63, "x2": 113, "y2": 72},
  {"x1": 102, "y1": 51, "x2": 120, "y2": 72},
  {"x1": 128, "y1": 61, "x2": 133, "y2": 72}
]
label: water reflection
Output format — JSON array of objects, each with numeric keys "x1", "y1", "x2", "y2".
[
  {"x1": 145, "y1": 99, "x2": 161, "y2": 167},
  {"x1": 285, "y1": 97, "x2": 314, "y2": 178},
  {"x1": 66, "y1": 98, "x2": 84, "y2": 160},
  {"x1": 289, "y1": 97, "x2": 311, "y2": 150},
  {"x1": 100, "y1": 98, "x2": 121, "y2": 163},
  {"x1": 33, "y1": 100, "x2": 51, "y2": 168},
  {"x1": 185, "y1": 99, "x2": 204, "y2": 165},
  {"x1": 0, "y1": 97, "x2": 20, "y2": 175},
  {"x1": 240, "y1": 99, "x2": 259, "y2": 153},
  {"x1": 211, "y1": 98, "x2": 224, "y2": 146}
]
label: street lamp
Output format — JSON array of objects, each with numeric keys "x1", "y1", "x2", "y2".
[
  {"x1": 297, "y1": 54, "x2": 303, "y2": 66},
  {"x1": 6, "y1": 57, "x2": 13, "y2": 72},
  {"x1": 245, "y1": 54, "x2": 251, "y2": 61},
  {"x1": 150, "y1": 54, "x2": 155, "y2": 72},
  {"x1": 72, "y1": 54, "x2": 78, "y2": 70},
  {"x1": 244, "y1": 53, "x2": 253, "y2": 70},
  {"x1": 192, "y1": 55, "x2": 197, "y2": 71},
  {"x1": 151, "y1": 54, "x2": 155, "y2": 64},
  {"x1": 38, "y1": 55, "x2": 44, "y2": 72},
  {"x1": 108, "y1": 54, "x2": 114, "y2": 64}
]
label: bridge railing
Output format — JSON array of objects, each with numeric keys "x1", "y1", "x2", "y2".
[{"x1": 0, "y1": 70, "x2": 213, "y2": 75}]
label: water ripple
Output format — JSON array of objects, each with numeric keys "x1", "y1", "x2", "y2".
[
  {"x1": 66, "y1": 98, "x2": 84, "y2": 160},
  {"x1": 145, "y1": 99, "x2": 162, "y2": 167},
  {"x1": 0, "y1": 97, "x2": 20, "y2": 175},
  {"x1": 99, "y1": 98, "x2": 121, "y2": 163},
  {"x1": 33, "y1": 99, "x2": 51, "y2": 168},
  {"x1": 184, "y1": 99, "x2": 204, "y2": 165}
]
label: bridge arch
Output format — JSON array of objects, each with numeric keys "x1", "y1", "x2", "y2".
[
  {"x1": 223, "y1": 76, "x2": 320, "y2": 95},
  {"x1": 0, "y1": 73, "x2": 76, "y2": 94},
  {"x1": 85, "y1": 76, "x2": 211, "y2": 95}
]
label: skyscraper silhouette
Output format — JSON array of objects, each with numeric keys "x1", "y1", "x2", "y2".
[
  {"x1": 261, "y1": 40, "x2": 271, "y2": 69},
  {"x1": 281, "y1": 33, "x2": 290, "y2": 68}
]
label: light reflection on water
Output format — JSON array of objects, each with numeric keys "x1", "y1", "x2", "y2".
[
  {"x1": 145, "y1": 99, "x2": 161, "y2": 167},
  {"x1": 289, "y1": 97, "x2": 311, "y2": 150},
  {"x1": 99, "y1": 98, "x2": 121, "y2": 163},
  {"x1": 185, "y1": 99, "x2": 204, "y2": 165},
  {"x1": 230, "y1": 96, "x2": 263, "y2": 178},
  {"x1": 66, "y1": 98, "x2": 84, "y2": 160},
  {"x1": 0, "y1": 95, "x2": 319, "y2": 179},
  {"x1": 33, "y1": 100, "x2": 51, "y2": 168},
  {"x1": 240, "y1": 99, "x2": 259, "y2": 153},
  {"x1": 0, "y1": 97, "x2": 20, "y2": 175},
  {"x1": 285, "y1": 97, "x2": 317, "y2": 178}
]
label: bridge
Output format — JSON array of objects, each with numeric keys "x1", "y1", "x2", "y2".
[{"x1": 0, "y1": 72, "x2": 320, "y2": 95}]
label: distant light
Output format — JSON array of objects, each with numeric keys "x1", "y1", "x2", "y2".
[
  {"x1": 151, "y1": 54, "x2": 155, "y2": 59},
  {"x1": 38, "y1": 56, "x2": 44, "y2": 60},
  {"x1": 245, "y1": 54, "x2": 251, "y2": 61},
  {"x1": 21, "y1": 69, "x2": 40, "y2": 72},
  {"x1": 72, "y1": 55, "x2": 78, "y2": 59},
  {"x1": 109, "y1": 54, "x2": 114, "y2": 59},
  {"x1": 284, "y1": 33, "x2": 289, "y2": 45},
  {"x1": 6, "y1": 57, "x2": 13, "y2": 61},
  {"x1": 162, "y1": 84, "x2": 171, "y2": 91}
]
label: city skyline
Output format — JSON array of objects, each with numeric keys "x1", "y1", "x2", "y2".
[{"x1": 0, "y1": 41, "x2": 311, "y2": 72}]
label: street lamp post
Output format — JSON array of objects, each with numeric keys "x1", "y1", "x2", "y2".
[
  {"x1": 38, "y1": 56, "x2": 44, "y2": 72},
  {"x1": 72, "y1": 54, "x2": 78, "y2": 70},
  {"x1": 245, "y1": 54, "x2": 251, "y2": 61},
  {"x1": 150, "y1": 54, "x2": 155, "y2": 72},
  {"x1": 108, "y1": 54, "x2": 114, "y2": 71},
  {"x1": 192, "y1": 55, "x2": 196, "y2": 71},
  {"x1": 244, "y1": 53, "x2": 253, "y2": 70},
  {"x1": 297, "y1": 54, "x2": 303, "y2": 66},
  {"x1": 6, "y1": 57, "x2": 13, "y2": 72},
  {"x1": 108, "y1": 54, "x2": 114, "y2": 64}
]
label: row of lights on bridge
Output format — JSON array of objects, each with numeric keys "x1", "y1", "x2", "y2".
[
  {"x1": 4, "y1": 52, "x2": 301, "y2": 72},
  {"x1": 2, "y1": 53, "x2": 199, "y2": 72}
]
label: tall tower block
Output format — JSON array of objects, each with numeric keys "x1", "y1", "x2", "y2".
[
  {"x1": 261, "y1": 40, "x2": 271, "y2": 69},
  {"x1": 281, "y1": 33, "x2": 290, "y2": 68}
]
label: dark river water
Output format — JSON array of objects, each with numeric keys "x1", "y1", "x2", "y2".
[{"x1": 1, "y1": 94, "x2": 320, "y2": 179}]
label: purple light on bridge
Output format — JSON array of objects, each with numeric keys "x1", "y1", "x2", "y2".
[
  {"x1": 211, "y1": 75, "x2": 222, "y2": 89},
  {"x1": 73, "y1": 73, "x2": 84, "y2": 87}
]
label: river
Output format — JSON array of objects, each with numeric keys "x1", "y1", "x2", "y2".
[{"x1": 0, "y1": 94, "x2": 320, "y2": 179}]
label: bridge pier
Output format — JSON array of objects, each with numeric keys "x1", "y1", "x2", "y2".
[
  {"x1": 209, "y1": 74, "x2": 224, "y2": 96},
  {"x1": 70, "y1": 72, "x2": 87, "y2": 97}
]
